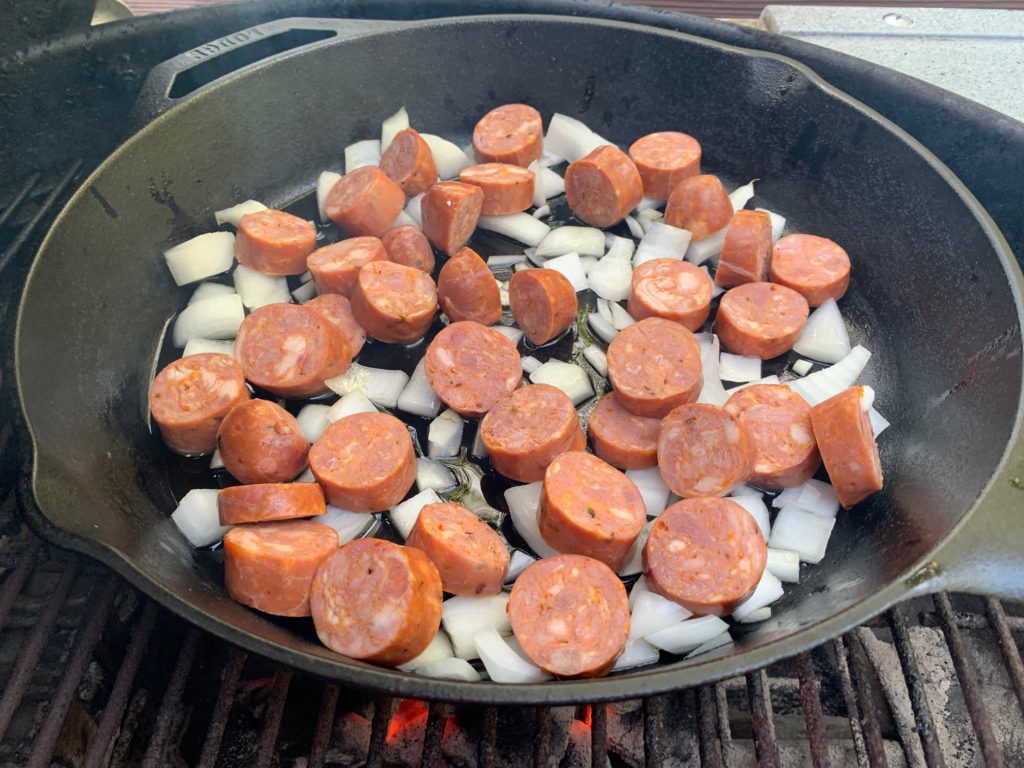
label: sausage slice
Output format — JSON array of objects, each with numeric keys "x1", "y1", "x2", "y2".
[
  {"x1": 627, "y1": 258, "x2": 712, "y2": 332},
  {"x1": 421, "y1": 182, "x2": 484, "y2": 256},
  {"x1": 382, "y1": 225, "x2": 435, "y2": 274},
  {"x1": 307, "y1": 237, "x2": 388, "y2": 297},
  {"x1": 424, "y1": 321, "x2": 521, "y2": 417},
  {"x1": 657, "y1": 403, "x2": 753, "y2": 498},
  {"x1": 459, "y1": 163, "x2": 536, "y2": 215},
  {"x1": 218, "y1": 482, "x2": 326, "y2": 525},
  {"x1": 810, "y1": 386, "x2": 883, "y2": 507},
  {"x1": 587, "y1": 393, "x2": 661, "y2": 470},
  {"x1": 628, "y1": 131, "x2": 702, "y2": 200},
  {"x1": 714, "y1": 282, "x2": 809, "y2": 359},
  {"x1": 305, "y1": 293, "x2": 367, "y2": 358},
  {"x1": 437, "y1": 246, "x2": 502, "y2": 326},
  {"x1": 508, "y1": 268, "x2": 578, "y2": 346},
  {"x1": 770, "y1": 234, "x2": 851, "y2": 306},
  {"x1": 217, "y1": 398, "x2": 308, "y2": 484},
  {"x1": 349, "y1": 260, "x2": 438, "y2": 344},
  {"x1": 235, "y1": 209, "x2": 317, "y2": 276},
  {"x1": 663, "y1": 175, "x2": 732, "y2": 241},
  {"x1": 379, "y1": 128, "x2": 438, "y2": 197},
  {"x1": 324, "y1": 166, "x2": 405, "y2": 237},
  {"x1": 473, "y1": 103, "x2": 544, "y2": 167},
  {"x1": 715, "y1": 209, "x2": 773, "y2": 288},
  {"x1": 564, "y1": 145, "x2": 643, "y2": 228}
]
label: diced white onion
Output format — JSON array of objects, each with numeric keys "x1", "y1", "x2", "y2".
[
  {"x1": 528, "y1": 160, "x2": 546, "y2": 208},
  {"x1": 296, "y1": 404, "x2": 331, "y2": 443},
  {"x1": 325, "y1": 363, "x2": 409, "y2": 409},
  {"x1": 380, "y1": 106, "x2": 409, "y2": 150},
  {"x1": 731, "y1": 570, "x2": 784, "y2": 622},
  {"x1": 729, "y1": 180, "x2": 756, "y2": 211},
  {"x1": 412, "y1": 657, "x2": 481, "y2": 682},
  {"x1": 579, "y1": 256, "x2": 597, "y2": 276},
  {"x1": 609, "y1": 302, "x2": 635, "y2": 331},
  {"x1": 232, "y1": 264, "x2": 290, "y2": 309},
  {"x1": 291, "y1": 281, "x2": 317, "y2": 303},
  {"x1": 529, "y1": 360, "x2": 593, "y2": 404},
  {"x1": 729, "y1": 494, "x2": 770, "y2": 540},
  {"x1": 543, "y1": 113, "x2": 611, "y2": 163},
  {"x1": 214, "y1": 199, "x2": 266, "y2": 227},
  {"x1": 700, "y1": 266, "x2": 725, "y2": 298},
  {"x1": 625, "y1": 215, "x2": 644, "y2": 240},
  {"x1": 477, "y1": 213, "x2": 551, "y2": 246},
  {"x1": 731, "y1": 485, "x2": 763, "y2": 499},
  {"x1": 793, "y1": 298, "x2": 851, "y2": 364},
  {"x1": 613, "y1": 639, "x2": 661, "y2": 671},
  {"x1": 163, "y1": 232, "x2": 236, "y2": 286},
  {"x1": 392, "y1": 210, "x2": 419, "y2": 230},
  {"x1": 626, "y1": 467, "x2": 671, "y2": 517},
  {"x1": 505, "y1": 550, "x2": 536, "y2": 582},
  {"x1": 618, "y1": 520, "x2": 652, "y2": 577},
  {"x1": 870, "y1": 407, "x2": 891, "y2": 437},
  {"x1": 792, "y1": 359, "x2": 813, "y2": 376},
  {"x1": 487, "y1": 254, "x2": 527, "y2": 270},
  {"x1": 317, "y1": 171, "x2": 342, "y2": 224},
  {"x1": 738, "y1": 607, "x2": 773, "y2": 624},
  {"x1": 634, "y1": 222, "x2": 692, "y2": 267},
  {"x1": 404, "y1": 193, "x2": 425, "y2": 228},
  {"x1": 189, "y1": 281, "x2": 235, "y2": 304},
  {"x1": 540, "y1": 148, "x2": 565, "y2": 167},
  {"x1": 604, "y1": 235, "x2": 636, "y2": 262},
  {"x1": 769, "y1": 506, "x2": 835, "y2": 564},
  {"x1": 543, "y1": 252, "x2": 589, "y2": 292},
  {"x1": 587, "y1": 312, "x2": 618, "y2": 344},
  {"x1": 596, "y1": 298, "x2": 613, "y2": 323},
  {"x1": 428, "y1": 409, "x2": 464, "y2": 458},
  {"x1": 475, "y1": 627, "x2": 551, "y2": 683},
  {"x1": 587, "y1": 255, "x2": 633, "y2": 302},
  {"x1": 171, "y1": 489, "x2": 229, "y2": 547},
  {"x1": 776, "y1": 478, "x2": 841, "y2": 518},
  {"x1": 629, "y1": 575, "x2": 649, "y2": 608},
  {"x1": 521, "y1": 355, "x2": 543, "y2": 374},
  {"x1": 532, "y1": 205, "x2": 550, "y2": 219},
  {"x1": 684, "y1": 631, "x2": 734, "y2": 658},
  {"x1": 390, "y1": 489, "x2": 441, "y2": 540},
  {"x1": 504, "y1": 482, "x2": 559, "y2": 558},
  {"x1": 583, "y1": 346, "x2": 608, "y2": 377},
  {"x1": 645, "y1": 616, "x2": 730, "y2": 655},
  {"x1": 719, "y1": 353, "x2": 761, "y2": 383},
  {"x1": 491, "y1": 325, "x2": 524, "y2": 345},
  {"x1": 397, "y1": 630, "x2": 454, "y2": 671},
  {"x1": 766, "y1": 548, "x2": 801, "y2": 583},
  {"x1": 788, "y1": 345, "x2": 871, "y2": 406},
  {"x1": 754, "y1": 207, "x2": 786, "y2": 242},
  {"x1": 636, "y1": 208, "x2": 664, "y2": 234},
  {"x1": 636, "y1": 197, "x2": 663, "y2": 212},
  {"x1": 420, "y1": 133, "x2": 474, "y2": 180},
  {"x1": 629, "y1": 590, "x2": 692, "y2": 641},
  {"x1": 442, "y1": 593, "x2": 511, "y2": 660},
  {"x1": 313, "y1": 506, "x2": 374, "y2": 545},
  {"x1": 209, "y1": 449, "x2": 224, "y2": 470},
  {"x1": 471, "y1": 426, "x2": 488, "y2": 458},
  {"x1": 172, "y1": 294, "x2": 244, "y2": 347},
  {"x1": 397, "y1": 359, "x2": 442, "y2": 418},
  {"x1": 539, "y1": 167, "x2": 565, "y2": 199},
  {"x1": 182, "y1": 337, "x2": 234, "y2": 357},
  {"x1": 326, "y1": 391, "x2": 377, "y2": 423},
  {"x1": 416, "y1": 458, "x2": 455, "y2": 492},
  {"x1": 697, "y1": 334, "x2": 729, "y2": 407},
  {"x1": 497, "y1": 279, "x2": 510, "y2": 306},
  {"x1": 684, "y1": 227, "x2": 727, "y2": 266},
  {"x1": 345, "y1": 139, "x2": 381, "y2": 173},
  {"x1": 535, "y1": 226, "x2": 605, "y2": 259}
]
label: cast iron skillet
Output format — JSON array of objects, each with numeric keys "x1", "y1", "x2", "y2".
[{"x1": 14, "y1": 14, "x2": 1024, "y2": 704}]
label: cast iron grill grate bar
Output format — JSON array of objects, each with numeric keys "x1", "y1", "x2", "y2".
[
  {"x1": 420, "y1": 700, "x2": 446, "y2": 768},
  {"x1": 141, "y1": 626, "x2": 200, "y2": 768},
  {"x1": 0, "y1": 539, "x2": 40, "y2": 633},
  {"x1": 697, "y1": 685, "x2": 723, "y2": 768},
  {"x1": 0, "y1": 161, "x2": 82, "y2": 276},
  {"x1": 833, "y1": 636, "x2": 870, "y2": 767},
  {"x1": 642, "y1": 693, "x2": 667, "y2": 768},
  {"x1": 746, "y1": 669, "x2": 780, "y2": 767},
  {"x1": 795, "y1": 652, "x2": 832, "y2": 768},
  {"x1": 307, "y1": 682, "x2": 340, "y2": 768},
  {"x1": 845, "y1": 631, "x2": 890, "y2": 767},
  {"x1": 196, "y1": 645, "x2": 247, "y2": 768},
  {"x1": 255, "y1": 667, "x2": 293, "y2": 768},
  {"x1": 366, "y1": 695, "x2": 395, "y2": 768},
  {"x1": 0, "y1": 174, "x2": 41, "y2": 232},
  {"x1": 985, "y1": 598, "x2": 1024, "y2": 715}
]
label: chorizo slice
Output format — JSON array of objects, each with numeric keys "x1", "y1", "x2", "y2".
[
  {"x1": 306, "y1": 236, "x2": 388, "y2": 297},
  {"x1": 424, "y1": 321, "x2": 521, "y2": 417},
  {"x1": 324, "y1": 166, "x2": 405, "y2": 237},
  {"x1": 437, "y1": 246, "x2": 502, "y2": 326},
  {"x1": 657, "y1": 403, "x2": 753, "y2": 498},
  {"x1": 379, "y1": 128, "x2": 438, "y2": 197},
  {"x1": 627, "y1": 258, "x2": 712, "y2": 332},
  {"x1": 305, "y1": 293, "x2": 367, "y2": 358},
  {"x1": 564, "y1": 145, "x2": 643, "y2": 228},
  {"x1": 770, "y1": 234, "x2": 851, "y2": 306},
  {"x1": 628, "y1": 131, "x2": 702, "y2": 199},
  {"x1": 508, "y1": 268, "x2": 578, "y2": 346},
  {"x1": 349, "y1": 260, "x2": 438, "y2": 344},
  {"x1": 810, "y1": 386, "x2": 883, "y2": 507},
  {"x1": 235, "y1": 209, "x2": 317, "y2": 276},
  {"x1": 663, "y1": 175, "x2": 732, "y2": 241},
  {"x1": 382, "y1": 225, "x2": 435, "y2": 273},
  {"x1": 218, "y1": 482, "x2": 325, "y2": 525},
  {"x1": 459, "y1": 163, "x2": 535, "y2": 215},
  {"x1": 586, "y1": 393, "x2": 660, "y2": 470},
  {"x1": 421, "y1": 182, "x2": 484, "y2": 256},
  {"x1": 715, "y1": 209, "x2": 773, "y2": 288},
  {"x1": 714, "y1": 282, "x2": 809, "y2": 359},
  {"x1": 217, "y1": 398, "x2": 308, "y2": 484},
  {"x1": 473, "y1": 103, "x2": 544, "y2": 167}
]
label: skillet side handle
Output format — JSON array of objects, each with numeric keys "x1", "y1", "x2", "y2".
[{"x1": 130, "y1": 17, "x2": 399, "y2": 128}]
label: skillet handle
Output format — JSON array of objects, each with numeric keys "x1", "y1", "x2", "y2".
[{"x1": 130, "y1": 17, "x2": 400, "y2": 127}]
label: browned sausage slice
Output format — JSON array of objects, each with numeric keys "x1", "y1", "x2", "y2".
[
  {"x1": 381, "y1": 225, "x2": 435, "y2": 273},
  {"x1": 311, "y1": 539, "x2": 442, "y2": 665},
  {"x1": 724, "y1": 384, "x2": 820, "y2": 489},
  {"x1": 509, "y1": 554, "x2": 629, "y2": 678},
  {"x1": 406, "y1": 502, "x2": 510, "y2": 596},
  {"x1": 218, "y1": 482, "x2": 325, "y2": 525},
  {"x1": 770, "y1": 234, "x2": 851, "y2": 306},
  {"x1": 224, "y1": 520, "x2": 338, "y2": 617},
  {"x1": 564, "y1": 145, "x2": 643, "y2": 228},
  {"x1": 307, "y1": 236, "x2": 388, "y2": 297},
  {"x1": 309, "y1": 412, "x2": 416, "y2": 512},
  {"x1": 714, "y1": 282, "x2": 809, "y2": 359},
  {"x1": 657, "y1": 403, "x2": 753, "y2": 497},
  {"x1": 234, "y1": 303, "x2": 351, "y2": 398},
  {"x1": 379, "y1": 128, "x2": 438, "y2": 197},
  {"x1": 539, "y1": 451, "x2": 646, "y2": 571},
  {"x1": 715, "y1": 209, "x2": 773, "y2": 288},
  {"x1": 473, "y1": 104, "x2": 544, "y2": 167},
  {"x1": 150, "y1": 352, "x2": 249, "y2": 456},
  {"x1": 628, "y1": 131, "x2": 702, "y2": 200},
  {"x1": 437, "y1": 246, "x2": 502, "y2": 326},
  {"x1": 508, "y1": 268, "x2": 578, "y2": 346},
  {"x1": 810, "y1": 386, "x2": 883, "y2": 507},
  {"x1": 235, "y1": 210, "x2": 317, "y2": 276},
  {"x1": 420, "y1": 182, "x2": 484, "y2": 256},
  {"x1": 627, "y1": 258, "x2": 712, "y2": 332},
  {"x1": 664, "y1": 175, "x2": 733, "y2": 241},
  {"x1": 607, "y1": 317, "x2": 703, "y2": 418},
  {"x1": 459, "y1": 163, "x2": 535, "y2": 215},
  {"x1": 349, "y1": 260, "x2": 438, "y2": 344},
  {"x1": 643, "y1": 497, "x2": 767, "y2": 616},
  {"x1": 305, "y1": 293, "x2": 367, "y2": 358},
  {"x1": 424, "y1": 321, "x2": 521, "y2": 417},
  {"x1": 587, "y1": 393, "x2": 660, "y2": 470},
  {"x1": 324, "y1": 166, "x2": 405, "y2": 237},
  {"x1": 480, "y1": 383, "x2": 578, "y2": 482},
  {"x1": 217, "y1": 398, "x2": 308, "y2": 484}
]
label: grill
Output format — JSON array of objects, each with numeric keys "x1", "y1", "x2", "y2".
[{"x1": 2, "y1": 2, "x2": 1024, "y2": 766}]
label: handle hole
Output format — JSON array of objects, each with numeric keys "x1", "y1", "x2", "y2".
[{"x1": 169, "y1": 29, "x2": 335, "y2": 99}]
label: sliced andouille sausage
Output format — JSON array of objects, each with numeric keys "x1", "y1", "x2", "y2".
[
  {"x1": 472, "y1": 103, "x2": 544, "y2": 167},
  {"x1": 564, "y1": 145, "x2": 643, "y2": 228},
  {"x1": 606, "y1": 317, "x2": 703, "y2": 418},
  {"x1": 235, "y1": 209, "x2": 317, "y2": 276},
  {"x1": 663, "y1": 174, "x2": 733, "y2": 241},
  {"x1": 643, "y1": 497, "x2": 767, "y2": 616},
  {"x1": 325, "y1": 166, "x2": 405, "y2": 237},
  {"x1": 381, "y1": 225, "x2": 435, "y2": 274},
  {"x1": 311, "y1": 539, "x2": 442, "y2": 665},
  {"x1": 379, "y1": 128, "x2": 438, "y2": 197},
  {"x1": 224, "y1": 520, "x2": 338, "y2": 617},
  {"x1": 218, "y1": 482, "x2": 326, "y2": 525},
  {"x1": 724, "y1": 384, "x2": 820, "y2": 489},
  {"x1": 587, "y1": 393, "x2": 661, "y2": 470},
  {"x1": 305, "y1": 293, "x2": 366, "y2": 358},
  {"x1": 406, "y1": 502, "x2": 510, "y2": 596},
  {"x1": 420, "y1": 182, "x2": 484, "y2": 256},
  {"x1": 509, "y1": 554, "x2": 629, "y2": 678},
  {"x1": 508, "y1": 268, "x2": 578, "y2": 346},
  {"x1": 217, "y1": 398, "x2": 308, "y2": 484},
  {"x1": 424, "y1": 321, "x2": 521, "y2": 417},
  {"x1": 770, "y1": 234, "x2": 851, "y2": 306},
  {"x1": 715, "y1": 209, "x2": 773, "y2": 288},
  {"x1": 150, "y1": 353, "x2": 249, "y2": 456},
  {"x1": 569, "y1": 423, "x2": 587, "y2": 452},
  {"x1": 480, "y1": 383, "x2": 578, "y2": 482},
  {"x1": 309, "y1": 412, "x2": 416, "y2": 512},
  {"x1": 459, "y1": 163, "x2": 535, "y2": 215},
  {"x1": 714, "y1": 282, "x2": 809, "y2": 360},
  {"x1": 539, "y1": 451, "x2": 646, "y2": 571},
  {"x1": 307, "y1": 236, "x2": 388, "y2": 297},
  {"x1": 349, "y1": 260, "x2": 438, "y2": 344},
  {"x1": 628, "y1": 131, "x2": 702, "y2": 200},
  {"x1": 234, "y1": 303, "x2": 351, "y2": 398},
  {"x1": 437, "y1": 246, "x2": 502, "y2": 325},
  {"x1": 658, "y1": 403, "x2": 753, "y2": 497},
  {"x1": 810, "y1": 386, "x2": 883, "y2": 507},
  {"x1": 627, "y1": 258, "x2": 712, "y2": 332}
]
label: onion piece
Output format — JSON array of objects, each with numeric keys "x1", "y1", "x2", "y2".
[
  {"x1": 629, "y1": 590, "x2": 693, "y2": 641},
  {"x1": 210, "y1": 449, "x2": 224, "y2": 470},
  {"x1": 416, "y1": 458, "x2": 455, "y2": 492},
  {"x1": 684, "y1": 630, "x2": 734, "y2": 659},
  {"x1": 521, "y1": 355, "x2": 543, "y2": 374},
  {"x1": 420, "y1": 133, "x2": 474, "y2": 180},
  {"x1": 528, "y1": 160, "x2": 546, "y2": 208},
  {"x1": 543, "y1": 252, "x2": 588, "y2": 292},
  {"x1": 404, "y1": 193, "x2": 425, "y2": 228},
  {"x1": 163, "y1": 232, "x2": 236, "y2": 286},
  {"x1": 788, "y1": 345, "x2": 871, "y2": 406},
  {"x1": 344, "y1": 139, "x2": 380, "y2": 173},
  {"x1": 719, "y1": 353, "x2": 761, "y2": 383},
  {"x1": 636, "y1": 196, "x2": 663, "y2": 212},
  {"x1": 604, "y1": 235, "x2": 636, "y2": 262},
  {"x1": 233, "y1": 264, "x2": 290, "y2": 309},
  {"x1": 543, "y1": 113, "x2": 611, "y2": 163},
  {"x1": 609, "y1": 302, "x2": 635, "y2": 331},
  {"x1": 634, "y1": 222, "x2": 692, "y2": 267},
  {"x1": 171, "y1": 489, "x2": 229, "y2": 547},
  {"x1": 313, "y1": 506, "x2": 375, "y2": 545},
  {"x1": 626, "y1": 467, "x2": 671, "y2": 516},
  {"x1": 529, "y1": 361, "x2": 594, "y2": 404},
  {"x1": 539, "y1": 167, "x2": 565, "y2": 198},
  {"x1": 182, "y1": 337, "x2": 234, "y2": 358},
  {"x1": 793, "y1": 298, "x2": 851, "y2": 364},
  {"x1": 412, "y1": 657, "x2": 481, "y2": 682},
  {"x1": 636, "y1": 208, "x2": 664, "y2": 234},
  {"x1": 792, "y1": 359, "x2": 813, "y2": 376},
  {"x1": 491, "y1": 325, "x2": 525, "y2": 345},
  {"x1": 397, "y1": 630, "x2": 454, "y2": 671},
  {"x1": 645, "y1": 616, "x2": 730, "y2": 655},
  {"x1": 296, "y1": 404, "x2": 331, "y2": 443},
  {"x1": 729, "y1": 180, "x2": 756, "y2": 211},
  {"x1": 532, "y1": 205, "x2": 550, "y2": 219},
  {"x1": 738, "y1": 607, "x2": 773, "y2": 624},
  {"x1": 325, "y1": 363, "x2": 409, "y2": 409},
  {"x1": 587, "y1": 255, "x2": 633, "y2": 302},
  {"x1": 587, "y1": 312, "x2": 618, "y2": 344},
  {"x1": 766, "y1": 548, "x2": 801, "y2": 583},
  {"x1": 754, "y1": 207, "x2": 786, "y2": 242},
  {"x1": 397, "y1": 360, "x2": 443, "y2": 419},
  {"x1": 729, "y1": 494, "x2": 771, "y2": 540},
  {"x1": 696, "y1": 334, "x2": 728, "y2": 407},
  {"x1": 625, "y1": 215, "x2": 644, "y2": 240},
  {"x1": 732, "y1": 570, "x2": 784, "y2": 622},
  {"x1": 618, "y1": 520, "x2": 652, "y2": 577},
  {"x1": 487, "y1": 254, "x2": 527, "y2": 270},
  {"x1": 390, "y1": 489, "x2": 441, "y2": 540},
  {"x1": 172, "y1": 294, "x2": 244, "y2": 347},
  {"x1": 504, "y1": 482, "x2": 559, "y2": 558},
  {"x1": 583, "y1": 346, "x2": 608, "y2": 377},
  {"x1": 773, "y1": 478, "x2": 841, "y2": 518},
  {"x1": 317, "y1": 171, "x2": 342, "y2": 224},
  {"x1": 596, "y1": 298, "x2": 613, "y2": 323},
  {"x1": 574, "y1": 254, "x2": 596, "y2": 274},
  {"x1": 613, "y1": 639, "x2": 661, "y2": 672},
  {"x1": 700, "y1": 266, "x2": 725, "y2": 298},
  {"x1": 291, "y1": 281, "x2": 317, "y2": 303},
  {"x1": 540, "y1": 148, "x2": 566, "y2": 167},
  {"x1": 392, "y1": 209, "x2": 419, "y2": 230},
  {"x1": 629, "y1": 575, "x2": 649, "y2": 608},
  {"x1": 535, "y1": 226, "x2": 605, "y2": 258},
  {"x1": 768, "y1": 506, "x2": 835, "y2": 564},
  {"x1": 428, "y1": 409, "x2": 464, "y2": 458},
  {"x1": 189, "y1": 281, "x2": 235, "y2": 304},
  {"x1": 215, "y1": 199, "x2": 266, "y2": 227},
  {"x1": 731, "y1": 485, "x2": 763, "y2": 499},
  {"x1": 505, "y1": 550, "x2": 536, "y2": 582},
  {"x1": 471, "y1": 425, "x2": 488, "y2": 458},
  {"x1": 474, "y1": 627, "x2": 551, "y2": 683},
  {"x1": 870, "y1": 407, "x2": 891, "y2": 437},
  {"x1": 380, "y1": 106, "x2": 409, "y2": 150},
  {"x1": 442, "y1": 593, "x2": 511, "y2": 660},
  {"x1": 478, "y1": 213, "x2": 551, "y2": 247},
  {"x1": 499, "y1": 280, "x2": 511, "y2": 307},
  {"x1": 326, "y1": 391, "x2": 377, "y2": 423},
  {"x1": 684, "y1": 227, "x2": 727, "y2": 266}
]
